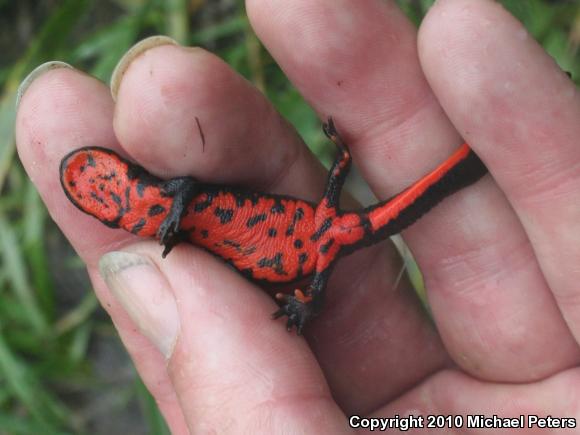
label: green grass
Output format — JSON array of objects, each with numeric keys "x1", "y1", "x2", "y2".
[{"x1": 0, "y1": 0, "x2": 578, "y2": 432}]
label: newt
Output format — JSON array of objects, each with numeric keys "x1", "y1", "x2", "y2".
[{"x1": 60, "y1": 119, "x2": 487, "y2": 333}]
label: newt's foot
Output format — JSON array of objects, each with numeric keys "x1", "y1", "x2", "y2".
[
  {"x1": 322, "y1": 117, "x2": 338, "y2": 141},
  {"x1": 157, "y1": 176, "x2": 198, "y2": 257},
  {"x1": 272, "y1": 290, "x2": 316, "y2": 335},
  {"x1": 157, "y1": 213, "x2": 179, "y2": 244},
  {"x1": 157, "y1": 213, "x2": 185, "y2": 258},
  {"x1": 322, "y1": 117, "x2": 349, "y2": 156}
]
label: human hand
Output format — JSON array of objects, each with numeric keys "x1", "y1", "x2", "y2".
[{"x1": 16, "y1": 0, "x2": 580, "y2": 433}]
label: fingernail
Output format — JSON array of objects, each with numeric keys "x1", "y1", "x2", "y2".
[
  {"x1": 16, "y1": 61, "x2": 73, "y2": 109},
  {"x1": 110, "y1": 35, "x2": 178, "y2": 101},
  {"x1": 99, "y1": 251, "x2": 180, "y2": 359}
]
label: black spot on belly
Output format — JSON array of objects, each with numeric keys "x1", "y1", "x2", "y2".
[
  {"x1": 268, "y1": 228, "x2": 277, "y2": 237},
  {"x1": 110, "y1": 192, "x2": 122, "y2": 206},
  {"x1": 124, "y1": 187, "x2": 131, "y2": 212},
  {"x1": 294, "y1": 239, "x2": 303, "y2": 249},
  {"x1": 99, "y1": 171, "x2": 116, "y2": 181},
  {"x1": 271, "y1": 199, "x2": 285, "y2": 214},
  {"x1": 296, "y1": 251, "x2": 309, "y2": 277},
  {"x1": 90, "y1": 192, "x2": 105, "y2": 205},
  {"x1": 311, "y1": 217, "x2": 332, "y2": 241},
  {"x1": 257, "y1": 253, "x2": 286, "y2": 275},
  {"x1": 131, "y1": 218, "x2": 146, "y2": 234},
  {"x1": 320, "y1": 238, "x2": 334, "y2": 254},
  {"x1": 148, "y1": 204, "x2": 165, "y2": 216},
  {"x1": 286, "y1": 207, "x2": 305, "y2": 236},
  {"x1": 214, "y1": 207, "x2": 234, "y2": 224},
  {"x1": 201, "y1": 229, "x2": 209, "y2": 239},
  {"x1": 194, "y1": 193, "x2": 214, "y2": 213},
  {"x1": 236, "y1": 196, "x2": 245, "y2": 207},
  {"x1": 247, "y1": 213, "x2": 267, "y2": 228},
  {"x1": 223, "y1": 239, "x2": 241, "y2": 250},
  {"x1": 136, "y1": 181, "x2": 146, "y2": 197},
  {"x1": 243, "y1": 246, "x2": 257, "y2": 255}
]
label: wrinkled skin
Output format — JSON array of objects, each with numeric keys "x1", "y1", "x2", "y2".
[{"x1": 16, "y1": 0, "x2": 580, "y2": 433}]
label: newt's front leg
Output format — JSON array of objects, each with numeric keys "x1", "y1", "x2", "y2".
[{"x1": 157, "y1": 176, "x2": 199, "y2": 257}]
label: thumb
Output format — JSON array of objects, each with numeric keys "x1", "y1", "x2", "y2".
[{"x1": 99, "y1": 243, "x2": 349, "y2": 434}]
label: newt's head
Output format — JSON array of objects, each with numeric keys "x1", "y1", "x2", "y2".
[
  {"x1": 60, "y1": 147, "x2": 135, "y2": 228},
  {"x1": 60, "y1": 147, "x2": 172, "y2": 237}
]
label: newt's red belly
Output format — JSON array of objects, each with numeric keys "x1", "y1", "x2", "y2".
[
  {"x1": 181, "y1": 190, "x2": 318, "y2": 282},
  {"x1": 60, "y1": 147, "x2": 317, "y2": 283}
]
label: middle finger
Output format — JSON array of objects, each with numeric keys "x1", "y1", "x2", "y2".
[{"x1": 248, "y1": 0, "x2": 578, "y2": 388}]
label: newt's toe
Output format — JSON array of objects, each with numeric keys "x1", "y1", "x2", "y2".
[{"x1": 272, "y1": 291, "x2": 315, "y2": 335}]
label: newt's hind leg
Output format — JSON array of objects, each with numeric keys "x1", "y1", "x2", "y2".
[
  {"x1": 157, "y1": 176, "x2": 198, "y2": 257},
  {"x1": 272, "y1": 119, "x2": 352, "y2": 333},
  {"x1": 321, "y1": 117, "x2": 352, "y2": 209}
]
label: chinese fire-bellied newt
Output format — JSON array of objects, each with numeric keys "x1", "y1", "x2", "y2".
[{"x1": 60, "y1": 118, "x2": 487, "y2": 333}]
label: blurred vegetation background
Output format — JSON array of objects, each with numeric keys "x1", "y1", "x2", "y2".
[{"x1": 0, "y1": 0, "x2": 578, "y2": 433}]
